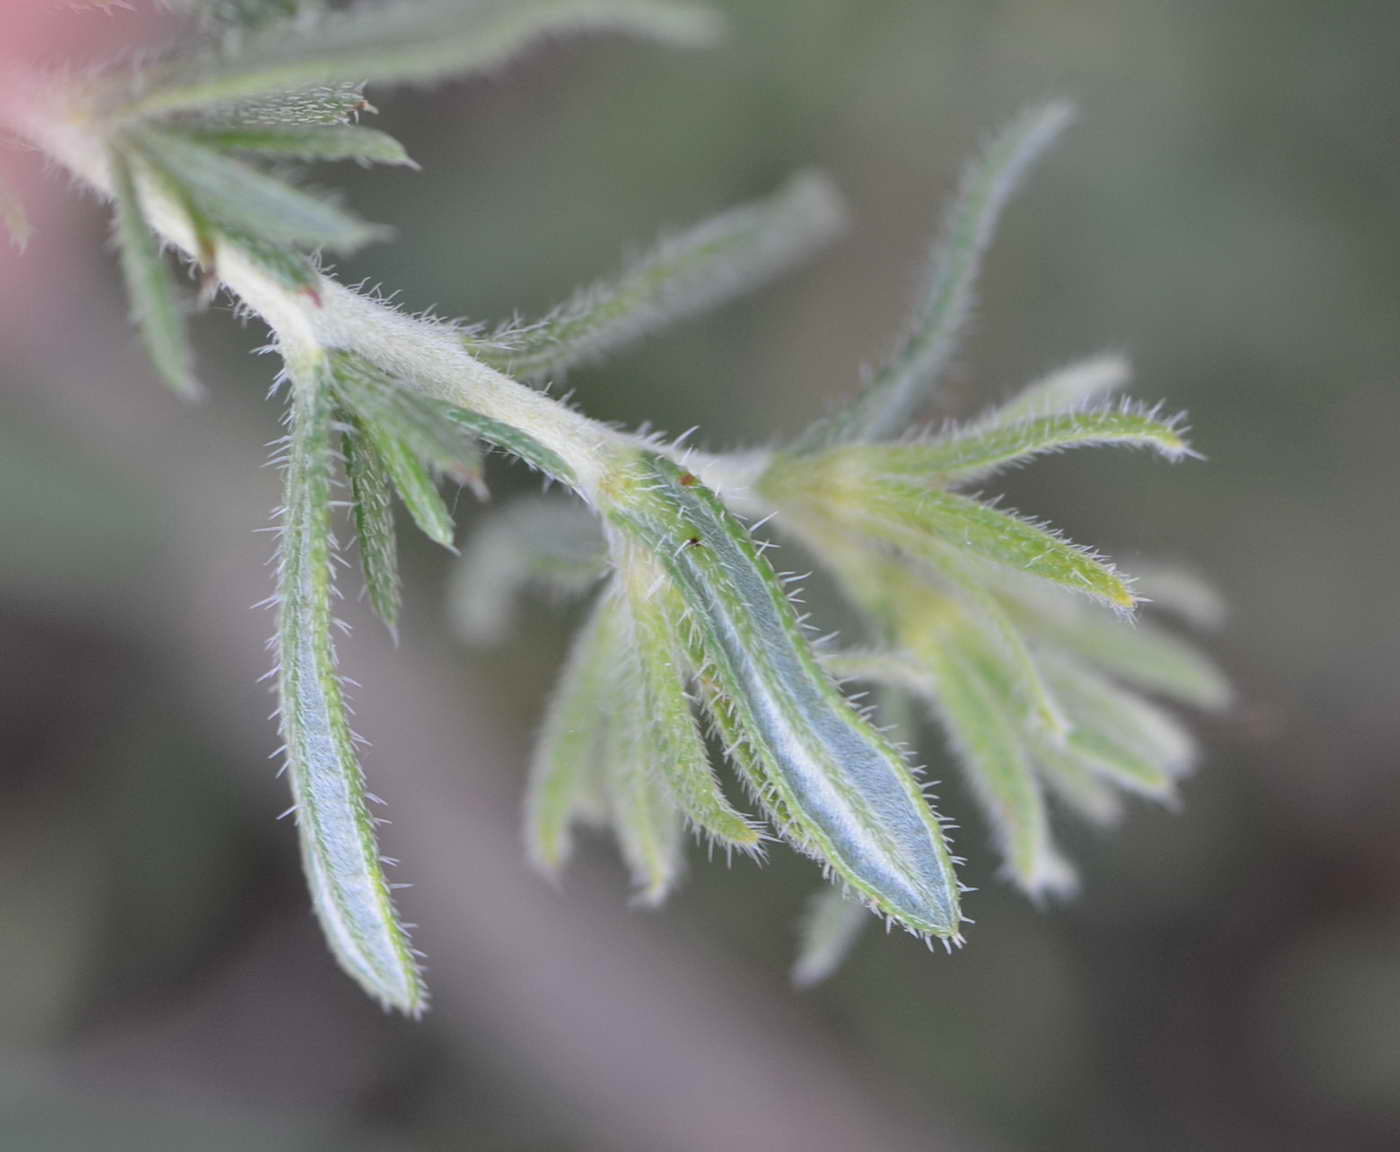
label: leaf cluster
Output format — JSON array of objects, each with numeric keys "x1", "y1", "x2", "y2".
[{"x1": 9, "y1": 1, "x2": 1231, "y2": 1009}]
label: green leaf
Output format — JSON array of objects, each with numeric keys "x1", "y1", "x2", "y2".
[
  {"x1": 1040, "y1": 653, "x2": 1196, "y2": 795},
  {"x1": 130, "y1": 128, "x2": 388, "y2": 253},
  {"x1": 1128, "y1": 560, "x2": 1228, "y2": 631},
  {"x1": 123, "y1": 0, "x2": 723, "y2": 121},
  {"x1": 1005, "y1": 579, "x2": 1230, "y2": 709},
  {"x1": 915, "y1": 618, "x2": 1073, "y2": 895},
  {"x1": 617, "y1": 539, "x2": 761, "y2": 851},
  {"x1": 176, "y1": 124, "x2": 417, "y2": 167},
  {"x1": 275, "y1": 354, "x2": 424, "y2": 1015},
  {"x1": 440, "y1": 406, "x2": 576, "y2": 487},
  {"x1": 366, "y1": 425, "x2": 456, "y2": 548},
  {"x1": 989, "y1": 352, "x2": 1131, "y2": 425},
  {"x1": 792, "y1": 885, "x2": 870, "y2": 987},
  {"x1": 450, "y1": 496, "x2": 605, "y2": 645},
  {"x1": 922, "y1": 546, "x2": 1069, "y2": 740},
  {"x1": 821, "y1": 648, "x2": 931, "y2": 695},
  {"x1": 469, "y1": 171, "x2": 845, "y2": 381},
  {"x1": 202, "y1": 83, "x2": 371, "y2": 128},
  {"x1": 823, "y1": 401, "x2": 1193, "y2": 489},
  {"x1": 1032, "y1": 738, "x2": 1125, "y2": 826},
  {"x1": 0, "y1": 171, "x2": 31, "y2": 253},
  {"x1": 524, "y1": 588, "x2": 622, "y2": 874},
  {"x1": 341, "y1": 412, "x2": 401, "y2": 638},
  {"x1": 110, "y1": 150, "x2": 202, "y2": 401},
  {"x1": 796, "y1": 100, "x2": 1075, "y2": 448},
  {"x1": 325, "y1": 349, "x2": 486, "y2": 494},
  {"x1": 217, "y1": 223, "x2": 322, "y2": 293},
  {"x1": 608, "y1": 452, "x2": 962, "y2": 940},
  {"x1": 791, "y1": 477, "x2": 1137, "y2": 612},
  {"x1": 605, "y1": 643, "x2": 686, "y2": 904}
]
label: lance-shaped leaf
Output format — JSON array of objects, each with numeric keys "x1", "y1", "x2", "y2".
[
  {"x1": 451, "y1": 496, "x2": 605, "y2": 645},
  {"x1": 1, "y1": 171, "x2": 31, "y2": 252},
  {"x1": 525, "y1": 589, "x2": 621, "y2": 874},
  {"x1": 604, "y1": 642, "x2": 686, "y2": 903},
  {"x1": 275, "y1": 357, "x2": 424, "y2": 1015},
  {"x1": 326, "y1": 349, "x2": 486, "y2": 496},
  {"x1": 122, "y1": 0, "x2": 722, "y2": 121},
  {"x1": 617, "y1": 539, "x2": 761, "y2": 851},
  {"x1": 1032, "y1": 738, "x2": 1125, "y2": 826},
  {"x1": 203, "y1": 83, "x2": 371, "y2": 128},
  {"x1": 919, "y1": 546, "x2": 1068, "y2": 739},
  {"x1": 796, "y1": 100, "x2": 1074, "y2": 448},
  {"x1": 342, "y1": 412, "x2": 401, "y2": 638},
  {"x1": 469, "y1": 171, "x2": 846, "y2": 381},
  {"x1": 792, "y1": 885, "x2": 871, "y2": 988},
  {"x1": 1127, "y1": 560, "x2": 1228, "y2": 632},
  {"x1": 1004, "y1": 579, "x2": 1230, "y2": 709},
  {"x1": 110, "y1": 150, "x2": 202, "y2": 401},
  {"x1": 364, "y1": 426, "x2": 456, "y2": 548},
  {"x1": 990, "y1": 352, "x2": 1131, "y2": 425},
  {"x1": 826, "y1": 639, "x2": 1119, "y2": 845},
  {"x1": 130, "y1": 128, "x2": 388, "y2": 254},
  {"x1": 913, "y1": 616, "x2": 1073, "y2": 895},
  {"x1": 175, "y1": 124, "x2": 417, "y2": 167},
  {"x1": 821, "y1": 401, "x2": 1192, "y2": 490},
  {"x1": 218, "y1": 222, "x2": 322, "y2": 294},
  {"x1": 821, "y1": 648, "x2": 931, "y2": 694},
  {"x1": 1041, "y1": 652, "x2": 1196, "y2": 795},
  {"x1": 607, "y1": 452, "x2": 962, "y2": 940},
  {"x1": 778, "y1": 473, "x2": 1136, "y2": 612}
]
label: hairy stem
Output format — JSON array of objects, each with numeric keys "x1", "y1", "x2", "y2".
[{"x1": 0, "y1": 70, "x2": 630, "y2": 499}]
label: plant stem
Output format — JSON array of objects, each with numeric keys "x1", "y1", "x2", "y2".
[{"x1": 0, "y1": 70, "x2": 648, "y2": 501}]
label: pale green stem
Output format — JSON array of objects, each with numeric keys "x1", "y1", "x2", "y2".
[{"x1": 0, "y1": 71, "x2": 639, "y2": 501}]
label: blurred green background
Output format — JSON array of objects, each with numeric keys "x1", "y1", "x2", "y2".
[{"x1": 3, "y1": 2, "x2": 1399, "y2": 1149}]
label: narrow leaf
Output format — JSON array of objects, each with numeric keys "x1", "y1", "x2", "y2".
[
  {"x1": 605, "y1": 644, "x2": 686, "y2": 904},
  {"x1": 1005, "y1": 580, "x2": 1231, "y2": 709},
  {"x1": 792, "y1": 886, "x2": 870, "y2": 987},
  {"x1": 131, "y1": 128, "x2": 388, "y2": 253},
  {"x1": 275, "y1": 355, "x2": 424, "y2": 1015},
  {"x1": 821, "y1": 648, "x2": 932, "y2": 695},
  {"x1": 1041, "y1": 652, "x2": 1197, "y2": 793},
  {"x1": 110, "y1": 150, "x2": 202, "y2": 400},
  {"x1": 450, "y1": 496, "x2": 605, "y2": 645},
  {"x1": 525, "y1": 589, "x2": 622, "y2": 874},
  {"x1": 1128, "y1": 560, "x2": 1228, "y2": 631},
  {"x1": 203, "y1": 83, "x2": 371, "y2": 128},
  {"x1": 618, "y1": 540, "x2": 761, "y2": 850},
  {"x1": 326, "y1": 349, "x2": 486, "y2": 493},
  {"x1": 875, "y1": 544, "x2": 1068, "y2": 740},
  {"x1": 608, "y1": 453, "x2": 962, "y2": 940},
  {"x1": 831, "y1": 401, "x2": 1192, "y2": 489},
  {"x1": 218, "y1": 222, "x2": 322, "y2": 292},
  {"x1": 176, "y1": 124, "x2": 417, "y2": 167},
  {"x1": 797, "y1": 100, "x2": 1075, "y2": 447},
  {"x1": 825, "y1": 640, "x2": 1118, "y2": 825},
  {"x1": 469, "y1": 171, "x2": 846, "y2": 380},
  {"x1": 604, "y1": 688, "x2": 686, "y2": 907},
  {"x1": 1032, "y1": 738, "x2": 1125, "y2": 826},
  {"x1": 342, "y1": 412, "x2": 401, "y2": 638},
  {"x1": 807, "y1": 479, "x2": 1136, "y2": 612},
  {"x1": 990, "y1": 352, "x2": 1131, "y2": 424},
  {"x1": 123, "y1": 0, "x2": 723, "y2": 121},
  {"x1": 915, "y1": 618, "x2": 1073, "y2": 895},
  {"x1": 367, "y1": 425, "x2": 456, "y2": 548}
]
